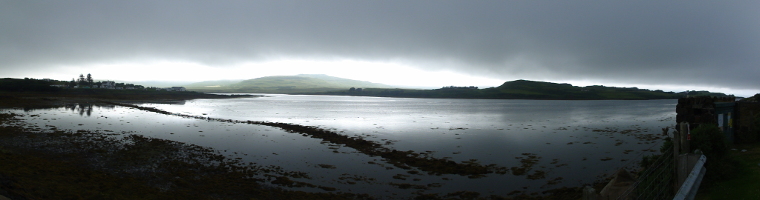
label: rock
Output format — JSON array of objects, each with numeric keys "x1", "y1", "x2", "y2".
[{"x1": 600, "y1": 169, "x2": 636, "y2": 199}]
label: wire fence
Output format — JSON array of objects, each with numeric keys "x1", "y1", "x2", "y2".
[{"x1": 617, "y1": 147, "x2": 675, "y2": 200}]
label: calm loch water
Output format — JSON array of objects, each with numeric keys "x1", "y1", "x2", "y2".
[{"x1": 3, "y1": 95, "x2": 677, "y2": 198}]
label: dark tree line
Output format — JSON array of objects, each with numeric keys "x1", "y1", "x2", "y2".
[
  {"x1": 0, "y1": 78, "x2": 60, "y2": 92},
  {"x1": 71, "y1": 73, "x2": 95, "y2": 88}
]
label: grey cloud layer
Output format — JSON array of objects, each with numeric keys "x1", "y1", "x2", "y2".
[{"x1": 2, "y1": 1, "x2": 758, "y2": 89}]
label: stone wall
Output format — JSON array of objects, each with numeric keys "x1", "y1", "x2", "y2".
[
  {"x1": 735, "y1": 102, "x2": 760, "y2": 143},
  {"x1": 676, "y1": 97, "x2": 760, "y2": 144},
  {"x1": 676, "y1": 97, "x2": 731, "y2": 128}
]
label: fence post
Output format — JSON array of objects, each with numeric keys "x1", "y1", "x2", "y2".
[
  {"x1": 673, "y1": 123, "x2": 684, "y2": 193},
  {"x1": 676, "y1": 122, "x2": 692, "y2": 190},
  {"x1": 673, "y1": 155, "x2": 707, "y2": 200}
]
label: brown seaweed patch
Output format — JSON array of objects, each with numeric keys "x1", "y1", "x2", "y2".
[
  {"x1": 269, "y1": 176, "x2": 337, "y2": 191},
  {"x1": 389, "y1": 183, "x2": 428, "y2": 190},
  {"x1": 392, "y1": 174, "x2": 410, "y2": 180},
  {"x1": 0, "y1": 113, "x2": 362, "y2": 199},
  {"x1": 546, "y1": 177, "x2": 564, "y2": 185},
  {"x1": 337, "y1": 174, "x2": 377, "y2": 185},
  {"x1": 316, "y1": 164, "x2": 337, "y2": 169},
  {"x1": 511, "y1": 153, "x2": 540, "y2": 176},
  {"x1": 527, "y1": 170, "x2": 546, "y2": 180}
]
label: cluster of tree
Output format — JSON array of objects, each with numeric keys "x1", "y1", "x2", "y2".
[
  {"x1": 65, "y1": 73, "x2": 145, "y2": 90},
  {"x1": 679, "y1": 90, "x2": 733, "y2": 98},
  {"x1": 348, "y1": 87, "x2": 363, "y2": 92},
  {"x1": 740, "y1": 93, "x2": 760, "y2": 102},
  {"x1": 69, "y1": 73, "x2": 95, "y2": 88}
]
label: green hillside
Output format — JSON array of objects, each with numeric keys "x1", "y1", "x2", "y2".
[
  {"x1": 185, "y1": 74, "x2": 392, "y2": 93},
  {"x1": 315, "y1": 79, "x2": 724, "y2": 100},
  {"x1": 483, "y1": 80, "x2": 681, "y2": 99}
]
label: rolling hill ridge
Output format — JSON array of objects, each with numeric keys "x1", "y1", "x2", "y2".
[
  {"x1": 313, "y1": 80, "x2": 732, "y2": 100},
  {"x1": 183, "y1": 75, "x2": 733, "y2": 99},
  {"x1": 184, "y1": 74, "x2": 393, "y2": 93}
]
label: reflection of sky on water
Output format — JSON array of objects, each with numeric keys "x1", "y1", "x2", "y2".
[{"x1": 4, "y1": 97, "x2": 677, "y2": 198}]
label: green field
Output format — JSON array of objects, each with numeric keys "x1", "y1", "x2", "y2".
[{"x1": 696, "y1": 143, "x2": 760, "y2": 200}]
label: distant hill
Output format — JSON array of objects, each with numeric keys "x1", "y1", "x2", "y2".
[
  {"x1": 185, "y1": 74, "x2": 392, "y2": 93},
  {"x1": 486, "y1": 80, "x2": 680, "y2": 99},
  {"x1": 314, "y1": 79, "x2": 731, "y2": 100}
]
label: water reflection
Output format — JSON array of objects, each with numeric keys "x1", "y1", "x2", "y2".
[
  {"x1": 64, "y1": 103, "x2": 116, "y2": 117},
  {"x1": 3, "y1": 97, "x2": 678, "y2": 198},
  {"x1": 19, "y1": 103, "x2": 117, "y2": 117}
]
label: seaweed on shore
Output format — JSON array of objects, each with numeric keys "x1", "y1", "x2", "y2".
[
  {"x1": 0, "y1": 113, "x2": 368, "y2": 199},
  {"x1": 0, "y1": 100, "x2": 602, "y2": 199},
  {"x1": 103, "y1": 101, "x2": 511, "y2": 177}
]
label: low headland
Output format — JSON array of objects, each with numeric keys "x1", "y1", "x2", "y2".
[
  {"x1": 308, "y1": 80, "x2": 732, "y2": 100},
  {"x1": 180, "y1": 75, "x2": 733, "y2": 100}
]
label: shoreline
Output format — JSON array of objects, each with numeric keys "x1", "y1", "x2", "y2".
[
  {"x1": 295, "y1": 92, "x2": 681, "y2": 101},
  {"x1": 0, "y1": 95, "x2": 634, "y2": 199},
  {"x1": 0, "y1": 112, "x2": 363, "y2": 199},
  {"x1": 0, "y1": 91, "x2": 258, "y2": 109}
]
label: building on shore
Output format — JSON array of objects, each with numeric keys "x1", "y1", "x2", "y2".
[{"x1": 167, "y1": 87, "x2": 186, "y2": 92}]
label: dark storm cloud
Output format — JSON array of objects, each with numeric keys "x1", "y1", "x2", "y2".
[{"x1": 1, "y1": 1, "x2": 758, "y2": 90}]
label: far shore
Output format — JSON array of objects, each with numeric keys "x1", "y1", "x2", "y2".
[{"x1": 0, "y1": 90, "x2": 259, "y2": 108}]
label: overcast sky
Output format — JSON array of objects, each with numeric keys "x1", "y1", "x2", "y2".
[{"x1": 2, "y1": 1, "x2": 758, "y2": 96}]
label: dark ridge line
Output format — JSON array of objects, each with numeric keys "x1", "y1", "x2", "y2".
[{"x1": 101, "y1": 101, "x2": 509, "y2": 177}]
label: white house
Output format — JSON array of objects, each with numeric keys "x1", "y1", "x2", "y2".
[{"x1": 100, "y1": 81, "x2": 116, "y2": 89}]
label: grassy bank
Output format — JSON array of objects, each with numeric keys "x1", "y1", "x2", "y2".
[{"x1": 696, "y1": 143, "x2": 760, "y2": 199}]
